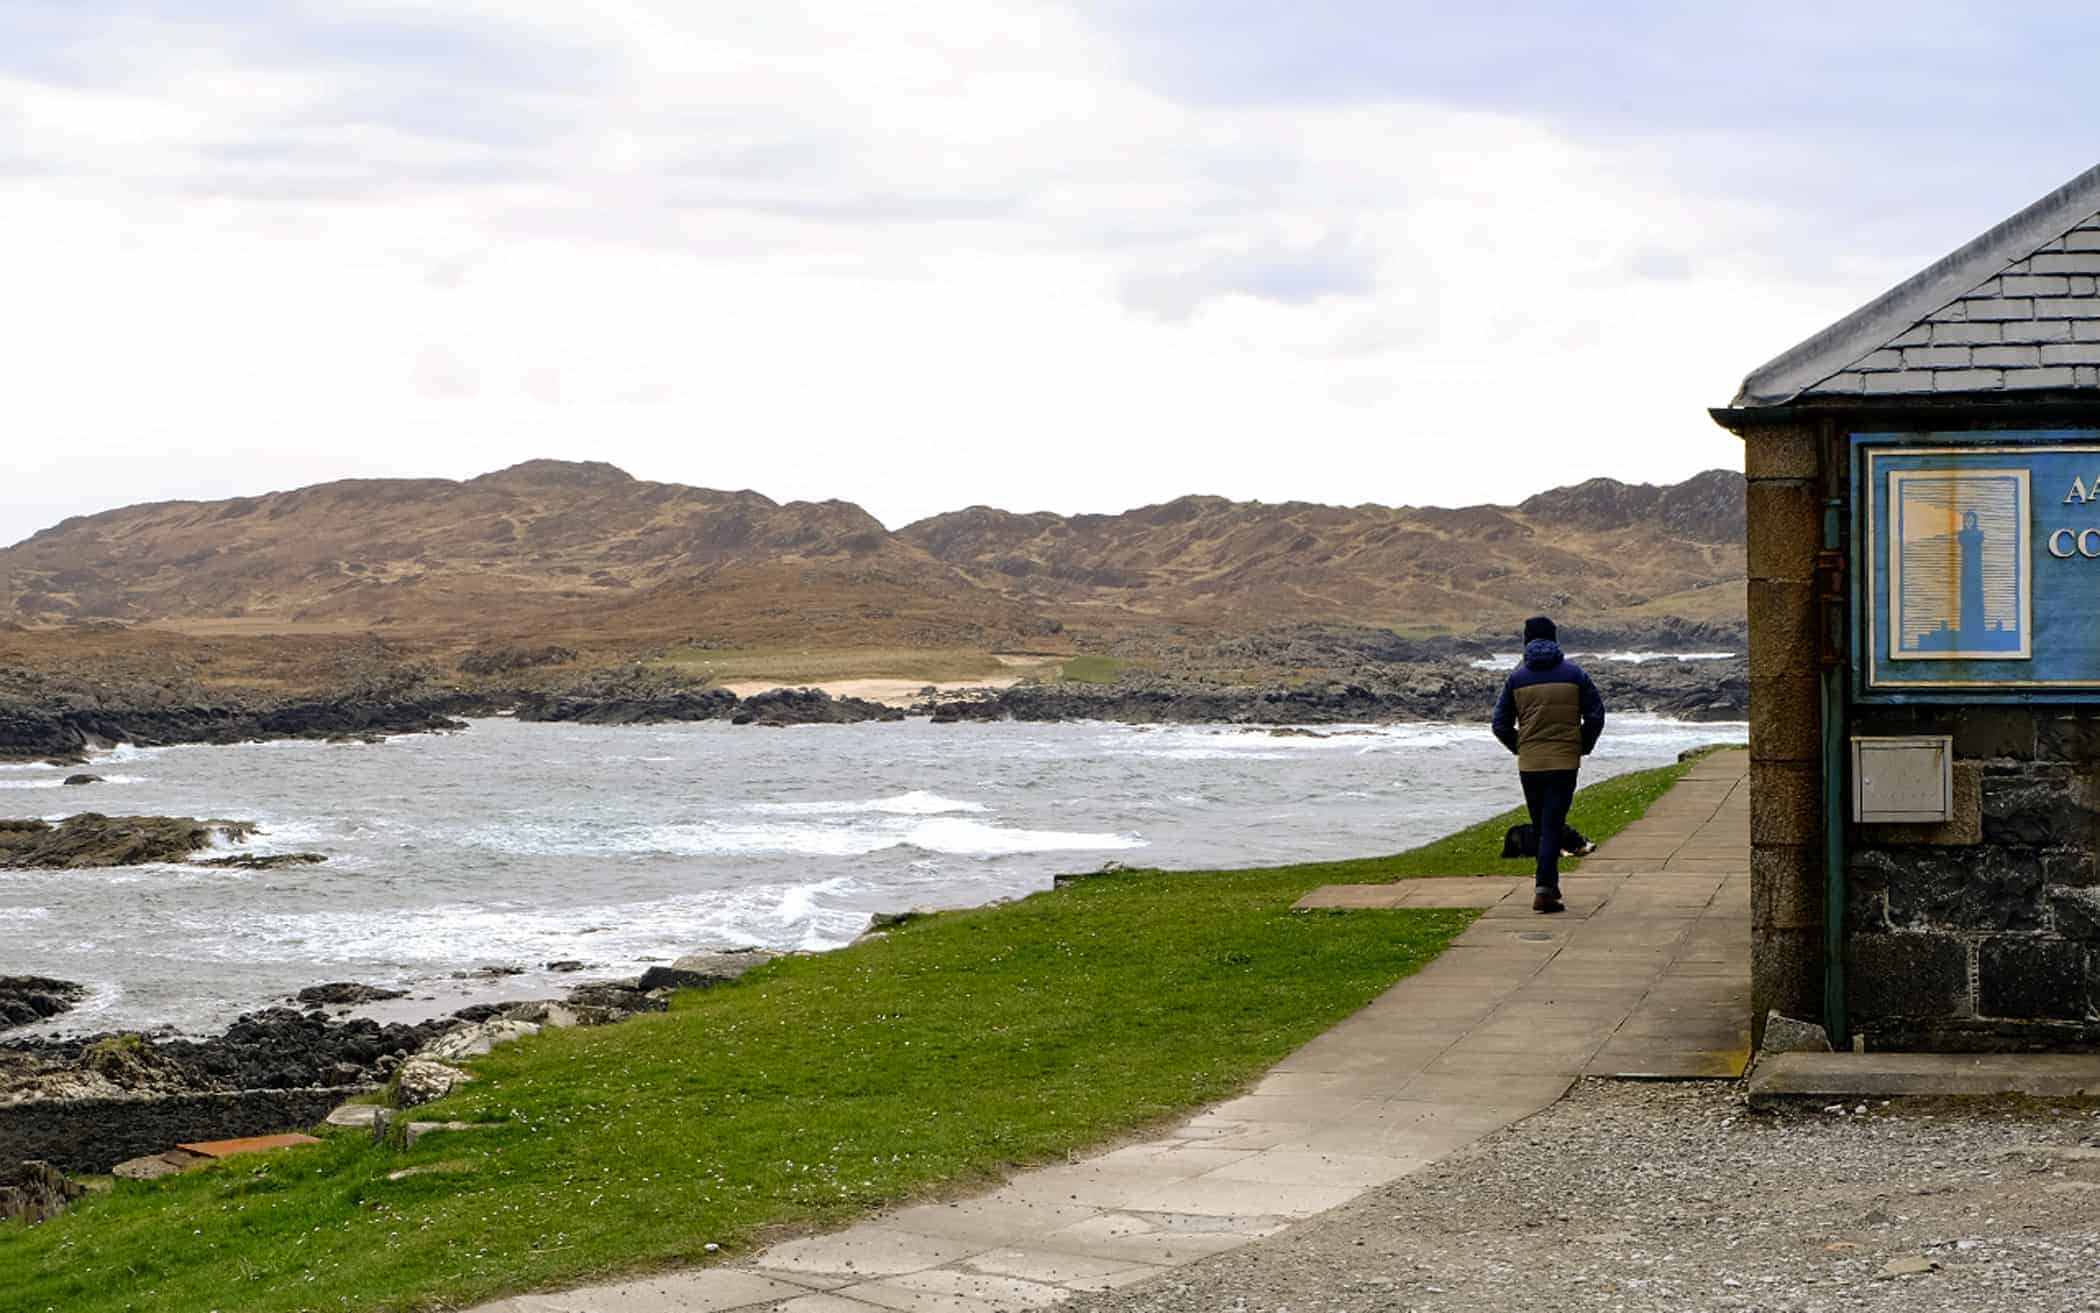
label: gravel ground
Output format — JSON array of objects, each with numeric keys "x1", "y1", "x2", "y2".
[{"x1": 1069, "y1": 1079, "x2": 2100, "y2": 1313}]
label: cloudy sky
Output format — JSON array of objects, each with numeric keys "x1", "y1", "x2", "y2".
[{"x1": 4, "y1": 2, "x2": 2095, "y2": 545}]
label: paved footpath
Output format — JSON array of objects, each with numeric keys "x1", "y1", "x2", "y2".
[{"x1": 482, "y1": 751, "x2": 1750, "y2": 1313}]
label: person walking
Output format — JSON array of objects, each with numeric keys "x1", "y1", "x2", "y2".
[{"x1": 1491, "y1": 616, "x2": 1606, "y2": 913}]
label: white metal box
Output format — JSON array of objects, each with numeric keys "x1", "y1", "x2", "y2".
[{"x1": 1851, "y1": 735, "x2": 1953, "y2": 824}]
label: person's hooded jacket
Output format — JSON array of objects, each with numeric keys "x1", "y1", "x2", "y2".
[{"x1": 1491, "y1": 639, "x2": 1605, "y2": 772}]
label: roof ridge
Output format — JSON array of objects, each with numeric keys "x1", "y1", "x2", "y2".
[{"x1": 1734, "y1": 163, "x2": 2100, "y2": 407}]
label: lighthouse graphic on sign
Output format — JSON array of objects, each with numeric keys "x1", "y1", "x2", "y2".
[{"x1": 1888, "y1": 469, "x2": 2030, "y2": 660}]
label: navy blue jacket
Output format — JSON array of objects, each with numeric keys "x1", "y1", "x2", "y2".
[{"x1": 1491, "y1": 639, "x2": 1605, "y2": 771}]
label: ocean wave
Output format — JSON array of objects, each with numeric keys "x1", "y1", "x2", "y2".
[
  {"x1": 748, "y1": 790, "x2": 988, "y2": 817},
  {"x1": 180, "y1": 878, "x2": 886, "y2": 967},
  {"x1": 0, "y1": 906, "x2": 50, "y2": 922},
  {"x1": 0, "y1": 780, "x2": 64, "y2": 790},
  {"x1": 467, "y1": 813, "x2": 1139, "y2": 859}
]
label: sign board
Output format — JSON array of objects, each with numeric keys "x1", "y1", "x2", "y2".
[{"x1": 1859, "y1": 432, "x2": 2100, "y2": 696}]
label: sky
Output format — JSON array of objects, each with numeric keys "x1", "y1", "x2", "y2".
[{"x1": 4, "y1": 2, "x2": 2098, "y2": 546}]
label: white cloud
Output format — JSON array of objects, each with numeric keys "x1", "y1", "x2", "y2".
[{"x1": 0, "y1": 0, "x2": 1954, "y2": 548}]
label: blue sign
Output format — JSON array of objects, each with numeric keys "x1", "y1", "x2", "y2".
[{"x1": 1861, "y1": 435, "x2": 2100, "y2": 693}]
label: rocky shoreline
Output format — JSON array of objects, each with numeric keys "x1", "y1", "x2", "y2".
[
  {"x1": 0, "y1": 952, "x2": 778, "y2": 1184},
  {"x1": 0, "y1": 627, "x2": 1746, "y2": 762}
]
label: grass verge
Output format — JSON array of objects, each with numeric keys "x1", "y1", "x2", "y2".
[
  {"x1": 1059, "y1": 655, "x2": 1125, "y2": 684},
  {"x1": 0, "y1": 756, "x2": 1718, "y2": 1312}
]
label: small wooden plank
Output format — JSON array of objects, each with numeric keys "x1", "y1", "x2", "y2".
[{"x1": 175, "y1": 1132, "x2": 321, "y2": 1159}]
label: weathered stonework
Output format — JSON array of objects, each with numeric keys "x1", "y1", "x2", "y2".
[
  {"x1": 1750, "y1": 760, "x2": 1820, "y2": 847},
  {"x1": 1872, "y1": 762, "x2": 1983, "y2": 845},
  {"x1": 1744, "y1": 581, "x2": 1818, "y2": 678},
  {"x1": 1748, "y1": 676, "x2": 1820, "y2": 762},
  {"x1": 1847, "y1": 716, "x2": 2100, "y2": 1045},
  {"x1": 1744, "y1": 481, "x2": 1823, "y2": 580},
  {"x1": 1742, "y1": 425, "x2": 1820, "y2": 481}
]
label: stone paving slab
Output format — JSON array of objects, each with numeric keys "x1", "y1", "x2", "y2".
[{"x1": 470, "y1": 752, "x2": 1750, "y2": 1313}]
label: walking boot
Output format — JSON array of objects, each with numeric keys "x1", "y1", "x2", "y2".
[{"x1": 1533, "y1": 887, "x2": 1565, "y2": 914}]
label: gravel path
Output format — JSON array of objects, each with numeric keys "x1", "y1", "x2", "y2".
[{"x1": 1068, "y1": 1079, "x2": 2100, "y2": 1313}]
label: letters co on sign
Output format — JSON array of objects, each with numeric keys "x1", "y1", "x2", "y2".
[{"x1": 1859, "y1": 431, "x2": 2100, "y2": 697}]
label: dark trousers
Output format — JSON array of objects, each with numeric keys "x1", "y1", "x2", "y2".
[{"x1": 1520, "y1": 769, "x2": 1579, "y2": 889}]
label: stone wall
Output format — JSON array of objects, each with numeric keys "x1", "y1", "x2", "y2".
[
  {"x1": 1739, "y1": 415, "x2": 2100, "y2": 1049},
  {"x1": 1845, "y1": 704, "x2": 2100, "y2": 1048},
  {"x1": 0, "y1": 1086, "x2": 360, "y2": 1174},
  {"x1": 1743, "y1": 423, "x2": 1826, "y2": 1041}
]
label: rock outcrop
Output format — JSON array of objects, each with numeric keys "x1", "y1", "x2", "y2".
[
  {"x1": 0, "y1": 815, "x2": 259, "y2": 869},
  {"x1": 0, "y1": 1161, "x2": 85, "y2": 1224},
  {"x1": 0, "y1": 977, "x2": 86, "y2": 1030},
  {"x1": 732, "y1": 688, "x2": 904, "y2": 727}
]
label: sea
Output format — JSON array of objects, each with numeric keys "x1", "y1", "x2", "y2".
[{"x1": 0, "y1": 714, "x2": 1741, "y2": 1036}]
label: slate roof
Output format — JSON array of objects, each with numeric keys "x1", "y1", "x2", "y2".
[{"x1": 1734, "y1": 163, "x2": 2100, "y2": 407}]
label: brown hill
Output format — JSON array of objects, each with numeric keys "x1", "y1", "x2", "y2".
[
  {"x1": 898, "y1": 468, "x2": 1745, "y2": 631},
  {"x1": 0, "y1": 462, "x2": 1745, "y2": 646}
]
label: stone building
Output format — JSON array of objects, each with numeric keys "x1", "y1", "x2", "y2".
[{"x1": 1716, "y1": 162, "x2": 2100, "y2": 1050}]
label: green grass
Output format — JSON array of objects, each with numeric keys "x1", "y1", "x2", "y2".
[
  {"x1": 1241, "y1": 751, "x2": 1717, "y2": 886},
  {"x1": 0, "y1": 754, "x2": 1720, "y2": 1313},
  {"x1": 1059, "y1": 655, "x2": 1125, "y2": 684}
]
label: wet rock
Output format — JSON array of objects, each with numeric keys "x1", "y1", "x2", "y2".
[
  {"x1": 736, "y1": 687, "x2": 905, "y2": 726},
  {"x1": 0, "y1": 1161, "x2": 86, "y2": 1224},
  {"x1": 195, "y1": 852, "x2": 328, "y2": 870},
  {"x1": 0, "y1": 1007, "x2": 456, "y2": 1103},
  {"x1": 0, "y1": 814, "x2": 259, "y2": 869},
  {"x1": 0, "y1": 976, "x2": 87, "y2": 1029},
  {"x1": 511, "y1": 669, "x2": 736, "y2": 725},
  {"x1": 392, "y1": 1057, "x2": 472, "y2": 1107},
  {"x1": 543, "y1": 959, "x2": 589, "y2": 973},
  {"x1": 636, "y1": 947, "x2": 778, "y2": 992},
  {"x1": 451, "y1": 964, "x2": 525, "y2": 980},
  {"x1": 293, "y1": 982, "x2": 408, "y2": 1008},
  {"x1": 61, "y1": 774, "x2": 102, "y2": 786}
]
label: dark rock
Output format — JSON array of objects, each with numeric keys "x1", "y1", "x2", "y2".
[
  {"x1": 1982, "y1": 767, "x2": 2100, "y2": 849},
  {"x1": 449, "y1": 1003, "x2": 507, "y2": 1024},
  {"x1": 636, "y1": 948, "x2": 778, "y2": 992},
  {"x1": 0, "y1": 1161, "x2": 86, "y2": 1224},
  {"x1": 0, "y1": 1008, "x2": 461, "y2": 1099},
  {"x1": 0, "y1": 976, "x2": 87, "y2": 1029},
  {"x1": 543, "y1": 959, "x2": 588, "y2": 973},
  {"x1": 1978, "y1": 938, "x2": 2087, "y2": 1020},
  {"x1": 736, "y1": 688, "x2": 905, "y2": 726},
  {"x1": 564, "y1": 982, "x2": 667, "y2": 1016},
  {"x1": 511, "y1": 669, "x2": 736, "y2": 726},
  {"x1": 194, "y1": 852, "x2": 328, "y2": 870},
  {"x1": 451, "y1": 965, "x2": 525, "y2": 980},
  {"x1": 292, "y1": 983, "x2": 408, "y2": 1007},
  {"x1": 2048, "y1": 885, "x2": 2100, "y2": 939},
  {"x1": 61, "y1": 774, "x2": 102, "y2": 786},
  {"x1": 1846, "y1": 934, "x2": 1970, "y2": 1023},
  {"x1": 1852, "y1": 847, "x2": 2045, "y2": 933},
  {"x1": 0, "y1": 814, "x2": 259, "y2": 869}
]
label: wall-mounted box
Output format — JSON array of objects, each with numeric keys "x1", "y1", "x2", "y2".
[{"x1": 1852, "y1": 735, "x2": 1953, "y2": 824}]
